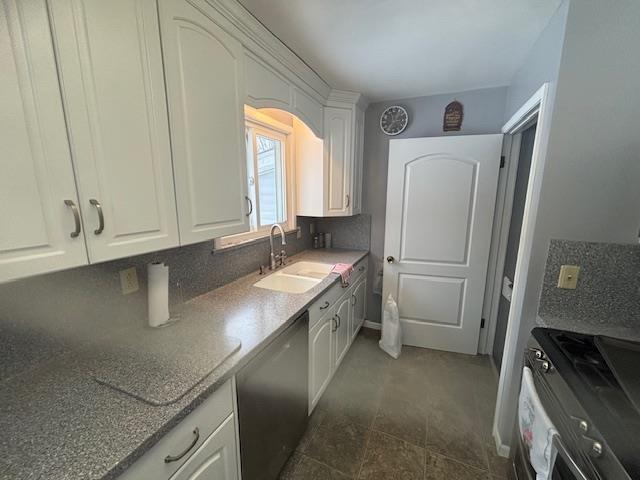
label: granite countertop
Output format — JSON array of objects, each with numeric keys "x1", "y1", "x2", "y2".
[
  {"x1": 536, "y1": 314, "x2": 640, "y2": 343},
  {"x1": 0, "y1": 248, "x2": 368, "y2": 480}
]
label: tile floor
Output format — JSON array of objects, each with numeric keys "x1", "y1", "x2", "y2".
[{"x1": 279, "y1": 328, "x2": 511, "y2": 479}]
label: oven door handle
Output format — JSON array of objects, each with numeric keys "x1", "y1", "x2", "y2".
[{"x1": 552, "y1": 434, "x2": 590, "y2": 480}]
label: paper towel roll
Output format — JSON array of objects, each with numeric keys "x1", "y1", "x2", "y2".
[{"x1": 148, "y1": 262, "x2": 170, "y2": 328}]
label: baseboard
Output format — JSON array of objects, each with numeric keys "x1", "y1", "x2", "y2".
[{"x1": 363, "y1": 320, "x2": 381, "y2": 330}]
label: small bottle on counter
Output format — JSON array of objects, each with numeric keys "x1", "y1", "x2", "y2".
[
  {"x1": 313, "y1": 234, "x2": 320, "y2": 249},
  {"x1": 318, "y1": 232, "x2": 325, "y2": 248},
  {"x1": 324, "y1": 232, "x2": 332, "y2": 248}
]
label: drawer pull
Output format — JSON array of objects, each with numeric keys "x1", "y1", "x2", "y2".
[
  {"x1": 358, "y1": 266, "x2": 365, "y2": 272},
  {"x1": 164, "y1": 427, "x2": 199, "y2": 463},
  {"x1": 342, "y1": 282, "x2": 349, "y2": 288},
  {"x1": 319, "y1": 301, "x2": 330, "y2": 310}
]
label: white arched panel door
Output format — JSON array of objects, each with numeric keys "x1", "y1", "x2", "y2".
[{"x1": 382, "y1": 135, "x2": 502, "y2": 354}]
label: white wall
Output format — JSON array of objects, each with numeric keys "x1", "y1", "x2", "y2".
[{"x1": 496, "y1": 0, "x2": 640, "y2": 449}]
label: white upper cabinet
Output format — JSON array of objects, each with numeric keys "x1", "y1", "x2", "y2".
[
  {"x1": 159, "y1": 0, "x2": 250, "y2": 245},
  {"x1": 244, "y1": 52, "x2": 291, "y2": 110},
  {"x1": 0, "y1": 0, "x2": 88, "y2": 283},
  {"x1": 296, "y1": 92, "x2": 366, "y2": 217},
  {"x1": 292, "y1": 88, "x2": 324, "y2": 138},
  {"x1": 48, "y1": 0, "x2": 180, "y2": 263},
  {"x1": 325, "y1": 107, "x2": 353, "y2": 216}
]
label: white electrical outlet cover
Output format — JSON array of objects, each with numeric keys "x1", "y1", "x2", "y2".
[{"x1": 120, "y1": 267, "x2": 139, "y2": 294}]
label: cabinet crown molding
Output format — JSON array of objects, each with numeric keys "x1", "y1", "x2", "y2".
[
  {"x1": 327, "y1": 89, "x2": 370, "y2": 110},
  {"x1": 206, "y1": 0, "x2": 331, "y2": 100}
]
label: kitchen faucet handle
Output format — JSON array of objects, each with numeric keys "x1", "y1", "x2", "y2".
[{"x1": 280, "y1": 249, "x2": 287, "y2": 265}]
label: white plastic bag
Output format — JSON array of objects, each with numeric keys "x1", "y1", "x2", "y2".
[{"x1": 379, "y1": 294, "x2": 402, "y2": 359}]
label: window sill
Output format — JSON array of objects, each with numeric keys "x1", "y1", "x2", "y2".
[{"x1": 213, "y1": 228, "x2": 299, "y2": 254}]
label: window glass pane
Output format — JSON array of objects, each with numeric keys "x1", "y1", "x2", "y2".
[{"x1": 256, "y1": 133, "x2": 285, "y2": 226}]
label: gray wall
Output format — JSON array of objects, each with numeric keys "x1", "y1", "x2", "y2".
[
  {"x1": 496, "y1": 0, "x2": 640, "y2": 448},
  {"x1": 362, "y1": 86, "x2": 509, "y2": 323},
  {"x1": 504, "y1": 1, "x2": 569, "y2": 120}
]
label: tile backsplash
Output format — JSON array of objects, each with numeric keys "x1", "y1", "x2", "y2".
[
  {"x1": 312, "y1": 213, "x2": 371, "y2": 250},
  {"x1": 0, "y1": 215, "x2": 372, "y2": 381},
  {"x1": 538, "y1": 239, "x2": 640, "y2": 329},
  {"x1": 0, "y1": 217, "x2": 313, "y2": 381}
]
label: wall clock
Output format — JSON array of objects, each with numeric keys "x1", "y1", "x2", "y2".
[{"x1": 380, "y1": 105, "x2": 408, "y2": 136}]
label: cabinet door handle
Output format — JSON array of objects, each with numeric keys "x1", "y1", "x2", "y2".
[
  {"x1": 319, "y1": 301, "x2": 330, "y2": 310},
  {"x1": 386, "y1": 256, "x2": 395, "y2": 264},
  {"x1": 351, "y1": 294, "x2": 356, "y2": 306},
  {"x1": 335, "y1": 313, "x2": 341, "y2": 328},
  {"x1": 245, "y1": 196, "x2": 253, "y2": 216},
  {"x1": 89, "y1": 199, "x2": 104, "y2": 235},
  {"x1": 331, "y1": 316, "x2": 338, "y2": 332},
  {"x1": 345, "y1": 194, "x2": 350, "y2": 207},
  {"x1": 164, "y1": 427, "x2": 200, "y2": 463},
  {"x1": 64, "y1": 200, "x2": 81, "y2": 238},
  {"x1": 358, "y1": 266, "x2": 365, "y2": 272},
  {"x1": 341, "y1": 281, "x2": 349, "y2": 288}
]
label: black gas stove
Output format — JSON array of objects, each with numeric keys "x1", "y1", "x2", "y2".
[{"x1": 519, "y1": 328, "x2": 640, "y2": 480}]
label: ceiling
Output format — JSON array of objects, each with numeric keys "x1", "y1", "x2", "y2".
[{"x1": 238, "y1": 0, "x2": 562, "y2": 102}]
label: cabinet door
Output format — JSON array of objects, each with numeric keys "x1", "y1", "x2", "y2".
[
  {"x1": 0, "y1": 0, "x2": 88, "y2": 283},
  {"x1": 48, "y1": 0, "x2": 180, "y2": 262},
  {"x1": 309, "y1": 311, "x2": 334, "y2": 413},
  {"x1": 159, "y1": 0, "x2": 249, "y2": 245},
  {"x1": 324, "y1": 107, "x2": 353, "y2": 216},
  {"x1": 333, "y1": 294, "x2": 351, "y2": 368},
  {"x1": 351, "y1": 107, "x2": 365, "y2": 215},
  {"x1": 170, "y1": 414, "x2": 238, "y2": 480},
  {"x1": 351, "y1": 278, "x2": 367, "y2": 341}
]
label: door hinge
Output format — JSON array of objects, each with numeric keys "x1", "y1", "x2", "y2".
[
  {"x1": 500, "y1": 156, "x2": 506, "y2": 168},
  {"x1": 481, "y1": 318, "x2": 486, "y2": 328}
]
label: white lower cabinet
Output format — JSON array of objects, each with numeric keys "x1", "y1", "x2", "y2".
[
  {"x1": 308, "y1": 308, "x2": 335, "y2": 412},
  {"x1": 308, "y1": 257, "x2": 368, "y2": 413},
  {"x1": 169, "y1": 415, "x2": 238, "y2": 480},
  {"x1": 351, "y1": 277, "x2": 367, "y2": 341},
  {"x1": 119, "y1": 380, "x2": 237, "y2": 480},
  {"x1": 333, "y1": 293, "x2": 352, "y2": 368}
]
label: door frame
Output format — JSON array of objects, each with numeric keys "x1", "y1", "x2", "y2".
[{"x1": 483, "y1": 83, "x2": 551, "y2": 457}]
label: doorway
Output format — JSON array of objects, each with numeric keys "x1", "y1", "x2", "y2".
[
  {"x1": 492, "y1": 124, "x2": 537, "y2": 370},
  {"x1": 382, "y1": 134, "x2": 503, "y2": 354}
]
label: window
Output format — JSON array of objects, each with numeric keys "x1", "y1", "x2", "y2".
[
  {"x1": 247, "y1": 128, "x2": 287, "y2": 229},
  {"x1": 215, "y1": 107, "x2": 295, "y2": 248}
]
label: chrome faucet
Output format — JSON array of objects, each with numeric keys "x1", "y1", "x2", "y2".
[{"x1": 269, "y1": 223, "x2": 287, "y2": 270}]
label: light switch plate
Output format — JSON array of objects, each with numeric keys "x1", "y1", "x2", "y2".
[
  {"x1": 557, "y1": 265, "x2": 580, "y2": 289},
  {"x1": 120, "y1": 267, "x2": 139, "y2": 294}
]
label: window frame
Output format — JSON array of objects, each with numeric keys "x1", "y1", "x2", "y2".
[{"x1": 215, "y1": 107, "x2": 296, "y2": 249}]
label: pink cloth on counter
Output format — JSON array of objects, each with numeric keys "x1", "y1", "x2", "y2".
[{"x1": 331, "y1": 263, "x2": 354, "y2": 285}]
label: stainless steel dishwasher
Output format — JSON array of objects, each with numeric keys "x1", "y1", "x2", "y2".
[{"x1": 236, "y1": 311, "x2": 309, "y2": 480}]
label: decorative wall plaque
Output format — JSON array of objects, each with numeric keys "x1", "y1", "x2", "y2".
[{"x1": 443, "y1": 100, "x2": 463, "y2": 131}]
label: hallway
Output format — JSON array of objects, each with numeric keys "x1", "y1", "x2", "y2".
[{"x1": 280, "y1": 328, "x2": 510, "y2": 479}]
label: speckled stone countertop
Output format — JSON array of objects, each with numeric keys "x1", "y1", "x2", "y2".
[
  {"x1": 536, "y1": 314, "x2": 640, "y2": 342},
  {"x1": 0, "y1": 249, "x2": 367, "y2": 480}
]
